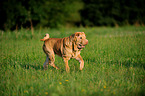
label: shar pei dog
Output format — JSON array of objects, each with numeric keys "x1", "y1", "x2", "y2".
[{"x1": 40, "y1": 32, "x2": 88, "y2": 72}]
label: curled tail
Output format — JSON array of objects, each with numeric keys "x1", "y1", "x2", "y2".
[{"x1": 40, "y1": 33, "x2": 49, "y2": 41}]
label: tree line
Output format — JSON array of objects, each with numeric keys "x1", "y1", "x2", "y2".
[{"x1": 0, "y1": 0, "x2": 144, "y2": 30}]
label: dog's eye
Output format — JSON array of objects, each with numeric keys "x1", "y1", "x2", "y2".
[{"x1": 80, "y1": 37, "x2": 82, "y2": 39}]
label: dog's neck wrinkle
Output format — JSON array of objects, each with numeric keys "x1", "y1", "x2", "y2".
[
  {"x1": 69, "y1": 35, "x2": 74, "y2": 43},
  {"x1": 72, "y1": 41, "x2": 79, "y2": 52}
]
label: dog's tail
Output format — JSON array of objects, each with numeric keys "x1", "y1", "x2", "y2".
[{"x1": 40, "y1": 33, "x2": 49, "y2": 41}]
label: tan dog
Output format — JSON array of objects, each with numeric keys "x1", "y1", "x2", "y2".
[{"x1": 40, "y1": 32, "x2": 88, "y2": 72}]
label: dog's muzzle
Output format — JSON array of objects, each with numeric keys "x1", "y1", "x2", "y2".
[{"x1": 78, "y1": 39, "x2": 88, "y2": 49}]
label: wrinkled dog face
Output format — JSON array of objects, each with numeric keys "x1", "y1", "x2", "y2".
[{"x1": 74, "y1": 32, "x2": 88, "y2": 49}]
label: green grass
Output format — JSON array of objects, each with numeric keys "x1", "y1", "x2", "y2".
[{"x1": 0, "y1": 26, "x2": 145, "y2": 96}]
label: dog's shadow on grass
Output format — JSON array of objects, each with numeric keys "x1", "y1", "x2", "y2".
[
  {"x1": 20, "y1": 64, "x2": 44, "y2": 70},
  {"x1": 19, "y1": 63, "x2": 82, "y2": 73},
  {"x1": 19, "y1": 63, "x2": 67, "y2": 73}
]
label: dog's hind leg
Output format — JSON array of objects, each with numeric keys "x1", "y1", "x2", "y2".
[
  {"x1": 48, "y1": 53, "x2": 59, "y2": 69},
  {"x1": 43, "y1": 44, "x2": 58, "y2": 70},
  {"x1": 43, "y1": 55, "x2": 49, "y2": 69}
]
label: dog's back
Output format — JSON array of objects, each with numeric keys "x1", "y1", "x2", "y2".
[{"x1": 44, "y1": 38, "x2": 62, "y2": 57}]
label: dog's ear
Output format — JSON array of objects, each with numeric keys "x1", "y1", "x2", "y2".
[
  {"x1": 71, "y1": 32, "x2": 82, "y2": 51},
  {"x1": 82, "y1": 32, "x2": 85, "y2": 34},
  {"x1": 75, "y1": 32, "x2": 81, "y2": 37},
  {"x1": 71, "y1": 32, "x2": 81, "y2": 38}
]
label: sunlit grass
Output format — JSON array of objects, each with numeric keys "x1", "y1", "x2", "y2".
[{"x1": 0, "y1": 26, "x2": 145, "y2": 96}]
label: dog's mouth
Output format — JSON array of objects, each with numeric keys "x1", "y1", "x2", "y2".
[{"x1": 77, "y1": 44, "x2": 85, "y2": 49}]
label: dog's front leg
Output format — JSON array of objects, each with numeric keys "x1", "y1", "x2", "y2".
[
  {"x1": 75, "y1": 55, "x2": 84, "y2": 70},
  {"x1": 63, "y1": 58, "x2": 70, "y2": 73}
]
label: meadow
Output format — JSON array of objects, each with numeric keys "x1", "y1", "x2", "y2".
[{"x1": 0, "y1": 26, "x2": 145, "y2": 96}]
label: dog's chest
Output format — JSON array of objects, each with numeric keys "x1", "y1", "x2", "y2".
[{"x1": 71, "y1": 51, "x2": 80, "y2": 58}]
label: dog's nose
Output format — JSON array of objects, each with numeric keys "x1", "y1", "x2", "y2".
[{"x1": 85, "y1": 39, "x2": 88, "y2": 45}]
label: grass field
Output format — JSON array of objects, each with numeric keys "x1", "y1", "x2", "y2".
[{"x1": 0, "y1": 26, "x2": 145, "y2": 96}]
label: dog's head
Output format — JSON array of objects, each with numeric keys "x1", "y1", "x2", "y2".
[{"x1": 72, "y1": 32, "x2": 88, "y2": 50}]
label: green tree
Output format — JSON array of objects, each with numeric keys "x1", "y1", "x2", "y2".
[
  {"x1": 81, "y1": 0, "x2": 145, "y2": 26},
  {"x1": 0, "y1": 0, "x2": 83, "y2": 30}
]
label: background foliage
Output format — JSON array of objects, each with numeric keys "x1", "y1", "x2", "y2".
[
  {"x1": 81, "y1": 0, "x2": 145, "y2": 26},
  {"x1": 0, "y1": 0, "x2": 145, "y2": 30}
]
